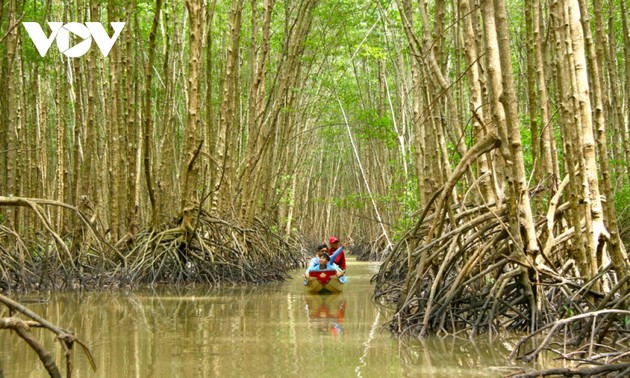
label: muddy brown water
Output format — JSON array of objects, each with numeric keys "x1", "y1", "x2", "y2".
[{"x1": 1, "y1": 259, "x2": 529, "y2": 377}]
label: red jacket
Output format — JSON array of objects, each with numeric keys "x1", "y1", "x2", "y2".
[{"x1": 328, "y1": 247, "x2": 346, "y2": 270}]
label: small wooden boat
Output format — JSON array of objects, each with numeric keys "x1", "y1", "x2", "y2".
[{"x1": 304, "y1": 270, "x2": 345, "y2": 294}]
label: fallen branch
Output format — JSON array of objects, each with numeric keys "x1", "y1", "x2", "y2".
[
  {"x1": 0, "y1": 293, "x2": 96, "y2": 377},
  {"x1": 0, "y1": 317, "x2": 61, "y2": 378}
]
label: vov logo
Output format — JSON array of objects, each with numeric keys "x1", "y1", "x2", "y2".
[{"x1": 23, "y1": 22, "x2": 126, "y2": 58}]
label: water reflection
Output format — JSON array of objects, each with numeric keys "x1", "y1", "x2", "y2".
[
  {"x1": 304, "y1": 294, "x2": 346, "y2": 336},
  {"x1": 398, "y1": 335, "x2": 520, "y2": 377},
  {"x1": 0, "y1": 260, "x2": 531, "y2": 377}
]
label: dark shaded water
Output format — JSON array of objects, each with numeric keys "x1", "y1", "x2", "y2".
[{"x1": 1, "y1": 259, "x2": 527, "y2": 377}]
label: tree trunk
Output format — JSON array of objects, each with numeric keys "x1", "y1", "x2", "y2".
[
  {"x1": 495, "y1": 0, "x2": 539, "y2": 257},
  {"x1": 480, "y1": 0, "x2": 519, "y2": 243},
  {"x1": 3, "y1": 0, "x2": 19, "y2": 226},
  {"x1": 417, "y1": 0, "x2": 467, "y2": 161},
  {"x1": 567, "y1": 0, "x2": 609, "y2": 280},
  {"x1": 620, "y1": 0, "x2": 630, "y2": 180},
  {"x1": 212, "y1": 0, "x2": 244, "y2": 215},
  {"x1": 56, "y1": 52, "x2": 67, "y2": 233},
  {"x1": 180, "y1": 0, "x2": 205, "y2": 234},
  {"x1": 107, "y1": 0, "x2": 121, "y2": 241},
  {"x1": 241, "y1": 0, "x2": 317, "y2": 222},
  {"x1": 533, "y1": 0, "x2": 559, "y2": 187},
  {"x1": 460, "y1": 0, "x2": 496, "y2": 205},
  {"x1": 124, "y1": 2, "x2": 140, "y2": 237},
  {"x1": 143, "y1": 0, "x2": 163, "y2": 231},
  {"x1": 582, "y1": 0, "x2": 627, "y2": 283},
  {"x1": 239, "y1": 0, "x2": 274, "y2": 221},
  {"x1": 482, "y1": 0, "x2": 537, "y2": 329}
]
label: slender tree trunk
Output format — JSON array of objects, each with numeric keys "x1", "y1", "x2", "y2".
[
  {"x1": 3, "y1": 0, "x2": 18, "y2": 226},
  {"x1": 550, "y1": 0, "x2": 589, "y2": 277},
  {"x1": 212, "y1": 0, "x2": 244, "y2": 214},
  {"x1": 551, "y1": 0, "x2": 599, "y2": 279},
  {"x1": 580, "y1": 0, "x2": 627, "y2": 281},
  {"x1": 525, "y1": 1, "x2": 541, "y2": 188},
  {"x1": 68, "y1": 0, "x2": 83, "y2": 215},
  {"x1": 417, "y1": 0, "x2": 466, "y2": 161},
  {"x1": 240, "y1": 0, "x2": 275, "y2": 221},
  {"x1": 56, "y1": 60, "x2": 67, "y2": 232},
  {"x1": 203, "y1": 0, "x2": 217, "y2": 215},
  {"x1": 35, "y1": 68, "x2": 46, "y2": 199},
  {"x1": 397, "y1": 0, "x2": 442, "y2": 204},
  {"x1": 533, "y1": 0, "x2": 559, "y2": 186},
  {"x1": 495, "y1": 0, "x2": 539, "y2": 257},
  {"x1": 71, "y1": 51, "x2": 84, "y2": 227},
  {"x1": 157, "y1": 3, "x2": 186, "y2": 220},
  {"x1": 242, "y1": 0, "x2": 317, "y2": 222},
  {"x1": 106, "y1": 0, "x2": 121, "y2": 241},
  {"x1": 143, "y1": 0, "x2": 163, "y2": 231},
  {"x1": 482, "y1": 0, "x2": 537, "y2": 329},
  {"x1": 180, "y1": 0, "x2": 204, "y2": 234},
  {"x1": 80, "y1": 1, "x2": 98, "y2": 218},
  {"x1": 620, "y1": 0, "x2": 630, "y2": 180},
  {"x1": 460, "y1": 0, "x2": 496, "y2": 205},
  {"x1": 421, "y1": 75, "x2": 443, "y2": 197},
  {"x1": 0, "y1": 19, "x2": 6, "y2": 207},
  {"x1": 14, "y1": 13, "x2": 24, "y2": 230},
  {"x1": 567, "y1": 0, "x2": 609, "y2": 280},
  {"x1": 123, "y1": 2, "x2": 139, "y2": 237},
  {"x1": 481, "y1": 0, "x2": 518, "y2": 244}
]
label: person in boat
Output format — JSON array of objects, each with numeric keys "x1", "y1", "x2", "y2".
[
  {"x1": 304, "y1": 244, "x2": 344, "y2": 279},
  {"x1": 307, "y1": 244, "x2": 329, "y2": 268},
  {"x1": 304, "y1": 252, "x2": 346, "y2": 283},
  {"x1": 327, "y1": 236, "x2": 347, "y2": 271}
]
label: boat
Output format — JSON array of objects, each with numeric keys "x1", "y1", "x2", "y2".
[{"x1": 304, "y1": 269, "x2": 345, "y2": 294}]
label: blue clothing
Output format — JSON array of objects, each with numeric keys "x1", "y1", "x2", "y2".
[
  {"x1": 305, "y1": 246, "x2": 344, "y2": 275},
  {"x1": 329, "y1": 246, "x2": 344, "y2": 264},
  {"x1": 305, "y1": 247, "x2": 347, "y2": 284},
  {"x1": 307, "y1": 256, "x2": 319, "y2": 267},
  {"x1": 305, "y1": 260, "x2": 342, "y2": 274}
]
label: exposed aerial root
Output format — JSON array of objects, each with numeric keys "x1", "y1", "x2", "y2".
[{"x1": 0, "y1": 198, "x2": 305, "y2": 291}]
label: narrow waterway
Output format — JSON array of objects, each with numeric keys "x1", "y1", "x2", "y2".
[{"x1": 1, "y1": 259, "x2": 523, "y2": 377}]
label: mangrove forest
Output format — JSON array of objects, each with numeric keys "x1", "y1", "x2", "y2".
[{"x1": 1, "y1": 0, "x2": 629, "y2": 376}]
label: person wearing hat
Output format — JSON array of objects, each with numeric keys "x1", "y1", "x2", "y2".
[
  {"x1": 327, "y1": 237, "x2": 346, "y2": 271},
  {"x1": 304, "y1": 243, "x2": 345, "y2": 279}
]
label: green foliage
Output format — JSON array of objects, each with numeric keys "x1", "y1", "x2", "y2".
[
  {"x1": 135, "y1": 2, "x2": 157, "y2": 41},
  {"x1": 613, "y1": 172, "x2": 630, "y2": 218},
  {"x1": 320, "y1": 169, "x2": 419, "y2": 243},
  {"x1": 277, "y1": 175, "x2": 294, "y2": 205},
  {"x1": 563, "y1": 304, "x2": 575, "y2": 318},
  {"x1": 18, "y1": 1, "x2": 52, "y2": 63},
  {"x1": 334, "y1": 192, "x2": 366, "y2": 210},
  {"x1": 389, "y1": 174, "x2": 420, "y2": 241},
  {"x1": 359, "y1": 44, "x2": 387, "y2": 60},
  {"x1": 317, "y1": 122, "x2": 346, "y2": 146},
  {"x1": 354, "y1": 109, "x2": 397, "y2": 147},
  {"x1": 519, "y1": 117, "x2": 535, "y2": 175}
]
